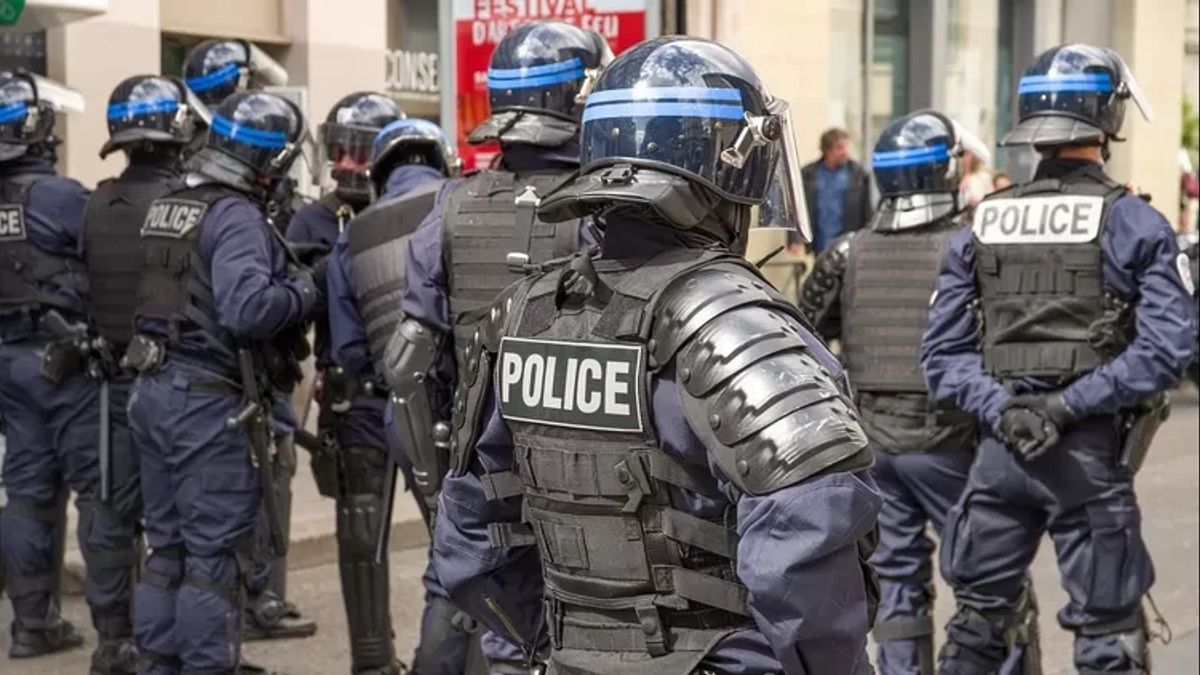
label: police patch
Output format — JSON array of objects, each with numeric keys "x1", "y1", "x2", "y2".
[
  {"x1": 0, "y1": 205, "x2": 25, "y2": 242},
  {"x1": 1177, "y1": 252, "x2": 1195, "y2": 295},
  {"x1": 141, "y1": 198, "x2": 208, "y2": 239},
  {"x1": 973, "y1": 195, "x2": 1104, "y2": 244},
  {"x1": 498, "y1": 337, "x2": 645, "y2": 433}
]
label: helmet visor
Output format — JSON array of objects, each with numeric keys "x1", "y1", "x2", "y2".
[
  {"x1": 320, "y1": 123, "x2": 376, "y2": 170},
  {"x1": 247, "y1": 42, "x2": 289, "y2": 87},
  {"x1": 30, "y1": 74, "x2": 85, "y2": 114},
  {"x1": 752, "y1": 99, "x2": 812, "y2": 243}
]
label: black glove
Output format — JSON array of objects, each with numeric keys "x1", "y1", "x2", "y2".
[
  {"x1": 999, "y1": 393, "x2": 1078, "y2": 461},
  {"x1": 288, "y1": 242, "x2": 330, "y2": 267},
  {"x1": 287, "y1": 265, "x2": 321, "y2": 315}
]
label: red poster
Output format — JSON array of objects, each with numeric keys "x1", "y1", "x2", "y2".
[{"x1": 453, "y1": 0, "x2": 649, "y2": 170}]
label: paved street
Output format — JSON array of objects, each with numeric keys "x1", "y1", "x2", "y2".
[{"x1": 2, "y1": 388, "x2": 1197, "y2": 674}]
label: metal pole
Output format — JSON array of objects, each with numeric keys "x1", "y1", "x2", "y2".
[
  {"x1": 863, "y1": 0, "x2": 875, "y2": 149},
  {"x1": 438, "y1": 0, "x2": 456, "y2": 144}
]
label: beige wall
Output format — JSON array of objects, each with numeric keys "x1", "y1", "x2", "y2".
[
  {"x1": 1111, "y1": 0, "x2": 1184, "y2": 214},
  {"x1": 283, "y1": 0, "x2": 387, "y2": 132},
  {"x1": 686, "y1": 0, "x2": 831, "y2": 160},
  {"x1": 47, "y1": 0, "x2": 161, "y2": 187}
]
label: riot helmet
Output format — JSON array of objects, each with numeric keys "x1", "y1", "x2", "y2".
[
  {"x1": 0, "y1": 70, "x2": 84, "y2": 162},
  {"x1": 870, "y1": 109, "x2": 990, "y2": 231},
  {"x1": 468, "y1": 21, "x2": 613, "y2": 148},
  {"x1": 1002, "y1": 43, "x2": 1152, "y2": 149},
  {"x1": 183, "y1": 39, "x2": 289, "y2": 107},
  {"x1": 190, "y1": 90, "x2": 307, "y2": 195},
  {"x1": 319, "y1": 92, "x2": 405, "y2": 204},
  {"x1": 538, "y1": 36, "x2": 811, "y2": 245},
  {"x1": 369, "y1": 117, "x2": 459, "y2": 197},
  {"x1": 100, "y1": 74, "x2": 211, "y2": 159}
]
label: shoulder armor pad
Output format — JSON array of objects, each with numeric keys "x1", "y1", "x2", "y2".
[
  {"x1": 449, "y1": 276, "x2": 535, "y2": 476},
  {"x1": 650, "y1": 262, "x2": 793, "y2": 368},
  {"x1": 669, "y1": 292, "x2": 870, "y2": 496}
]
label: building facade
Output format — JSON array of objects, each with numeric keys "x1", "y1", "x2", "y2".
[{"x1": 0, "y1": 0, "x2": 1190, "y2": 214}]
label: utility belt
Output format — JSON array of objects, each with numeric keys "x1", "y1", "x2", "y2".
[
  {"x1": 35, "y1": 309, "x2": 121, "y2": 384},
  {"x1": 320, "y1": 366, "x2": 388, "y2": 415}
]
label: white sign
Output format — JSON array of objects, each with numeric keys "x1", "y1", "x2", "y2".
[
  {"x1": 972, "y1": 195, "x2": 1104, "y2": 244},
  {"x1": 386, "y1": 49, "x2": 440, "y2": 95}
]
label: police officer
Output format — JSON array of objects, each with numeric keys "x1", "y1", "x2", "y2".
[
  {"x1": 408, "y1": 35, "x2": 883, "y2": 674},
  {"x1": 921, "y1": 44, "x2": 1199, "y2": 674},
  {"x1": 126, "y1": 90, "x2": 316, "y2": 675},
  {"x1": 76, "y1": 74, "x2": 210, "y2": 675},
  {"x1": 323, "y1": 117, "x2": 460, "y2": 675},
  {"x1": 182, "y1": 37, "x2": 321, "y2": 641},
  {"x1": 381, "y1": 21, "x2": 613, "y2": 674},
  {"x1": 0, "y1": 70, "x2": 97, "y2": 659},
  {"x1": 800, "y1": 111, "x2": 1043, "y2": 675}
]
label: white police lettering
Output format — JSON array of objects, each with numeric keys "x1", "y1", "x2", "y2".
[
  {"x1": 498, "y1": 337, "x2": 644, "y2": 433},
  {"x1": 972, "y1": 196, "x2": 1104, "y2": 244},
  {"x1": 0, "y1": 205, "x2": 25, "y2": 242},
  {"x1": 141, "y1": 199, "x2": 209, "y2": 239}
]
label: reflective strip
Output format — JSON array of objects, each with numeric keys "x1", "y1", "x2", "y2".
[
  {"x1": 586, "y1": 87, "x2": 743, "y2": 105},
  {"x1": 1018, "y1": 73, "x2": 1113, "y2": 94},
  {"x1": 872, "y1": 143, "x2": 950, "y2": 169},
  {"x1": 487, "y1": 57, "x2": 583, "y2": 89},
  {"x1": 107, "y1": 98, "x2": 179, "y2": 120},
  {"x1": 185, "y1": 62, "x2": 240, "y2": 93},
  {"x1": 210, "y1": 114, "x2": 287, "y2": 149},
  {"x1": 582, "y1": 101, "x2": 744, "y2": 123},
  {"x1": 0, "y1": 101, "x2": 27, "y2": 124}
]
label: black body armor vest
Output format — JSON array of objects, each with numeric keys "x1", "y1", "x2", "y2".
[
  {"x1": 136, "y1": 182, "x2": 306, "y2": 388},
  {"x1": 0, "y1": 171, "x2": 85, "y2": 322},
  {"x1": 348, "y1": 180, "x2": 442, "y2": 369},
  {"x1": 842, "y1": 221, "x2": 975, "y2": 453},
  {"x1": 491, "y1": 250, "x2": 758, "y2": 674},
  {"x1": 442, "y1": 169, "x2": 579, "y2": 366},
  {"x1": 842, "y1": 221, "x2": 957, "y2": 393},
  {"x1": 973, "y1": 165, "x2": 1130, "y2": 382},
  {"x1": 84, "y1": 171, "x2": 180, "y2": 347}
]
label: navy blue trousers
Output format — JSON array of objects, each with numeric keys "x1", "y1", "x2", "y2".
[
  {"x1": 0, "y1": 344, "x2": 140, "y2": 636},
  {"x1": 129, "y1": 363, "x2": 261, "y2": 674},
  {"x1": 939, "y1": 417, "x2": 1152, "y2": 673},
  {"x1": 871, "y1": 447, "x2": 974, "y2": 675}
]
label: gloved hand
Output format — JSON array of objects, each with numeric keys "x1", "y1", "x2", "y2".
[
  {"x1": 288, "y1": 242, "x2": 330, "y2": 267},
  {"x1": 999, "y1": 392, "x2": 1078, "y2": 461},
  {"x1": 287, "y1": 265, "x2": 321, "y2": 316}
]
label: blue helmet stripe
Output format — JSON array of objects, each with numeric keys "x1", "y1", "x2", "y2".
[
  {"x1": 487, "y1": 68, "x2": 584, "y2": 90},
  {"x1": 1017, "y1": 73, "x2": 1113, "y2": 94},
  {"x1": 211, "y1": 114, "x2": 287, "y2": 149},
  {"x1": 373, "y1": 118, "x2": 445, "y2": 149},
  {"x1": 107, "y1": 98, "x2": 179, "y2": 120},
  {"x1": 586, "y1": 87, "x2": 743, "y2": 105},
  {"x1": 186, "y1": 63, "x2": 241, "y2": 93},
  {"x1": 582, "y1": 101, "x2": 745, "y2": 124},
  {"x1": 0, "y1": 101, "x2": 27, "y2": 124},
  {"x1": 487, "y1": 57, "x2": 583, "y2": 80},
  {"x1": 872, "y1": 143, "x2": 950, "y2": 168}
]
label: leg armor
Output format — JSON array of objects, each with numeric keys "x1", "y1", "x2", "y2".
[
  {"x1": 244, "y1": 434, "x2": 317, "y2": 641},
  {"x1": 337, "y1": 444, "x2": 400, "y2": 673},
  {"x1": 1075, "y1": 613, "x2": 1149, "y2": 675}
]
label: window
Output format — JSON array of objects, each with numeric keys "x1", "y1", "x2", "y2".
[{"x1": 872, "y1": 0, "x2": 910, "y2": 143}]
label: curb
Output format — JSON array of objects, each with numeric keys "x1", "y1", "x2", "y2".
[{"x1": 61, "y1": 516, "x2": 430, "y2": 596}]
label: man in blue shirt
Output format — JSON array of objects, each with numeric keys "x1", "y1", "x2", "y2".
[{"x1": 798, "y1": 127, "x2": 873, "y2": 253}]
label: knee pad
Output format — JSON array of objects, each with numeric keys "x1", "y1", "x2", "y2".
[{"x1": 337, "y1": 493, "x2": 385, "y2": 560}]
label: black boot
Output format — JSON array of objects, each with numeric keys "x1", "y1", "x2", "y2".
[
  {"x1": 90, "y1": 637, "x2": 138, "y2": 675},
  {"x1": 9, "y1": 615, "x2": 85, "y2": 658},
  {"x1": 242, "y1": 590, "x2": 317, "y2": 641}
]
